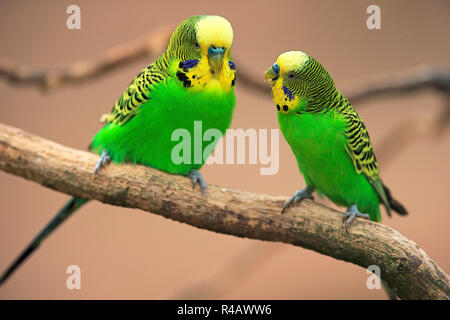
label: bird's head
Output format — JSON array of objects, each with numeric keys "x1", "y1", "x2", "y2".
[
  {"x1": 264, "y1": 51, "x2": 335, "y2": 113},
  {"x1": 264, "y1": 51, "x2": 309, "y2": 86},
  {"x1": 169, "y1": 15, "x2": 234, "y2": 75},
  {"x1": 195, "y1": 15, "x2": 233, "y2": 74}
]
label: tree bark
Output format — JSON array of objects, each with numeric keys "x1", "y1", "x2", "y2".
[{"x1": 0, "y1": 123, "x2": 448, "y2": 300}]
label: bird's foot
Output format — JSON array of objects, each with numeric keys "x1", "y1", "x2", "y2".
[
  {"x1": 188, "y1": 169, "x2": 207, "y2": 196},
  {"x1": 281, "y1": 187, "x2": 314, "y2": 214},
  {"x1": 92, "y1": 149, "x2": 111, "y2": 178},
  {"x1": 342, "y1": 204, "x2": 370, "y2": 234}
]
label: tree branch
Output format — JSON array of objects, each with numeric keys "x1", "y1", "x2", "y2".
[
  {"x1": 344, "y1": 65, "x2": 450, "y2": 104},
  {"x1": 1, "y1": 25, "x2": 448, "y2": 105},
  {"x1": 0, "y1": 26, "x2": 173, "y2": 91},
  {"x1": 238, "y1": 64, "x2": 450, "y2": 104},
  {"x1": 175, "y1": 104, "x2": 450, "y2": 299},
  {"x1": 0, "y1": 122, "x2": 448, "y2": 299}
]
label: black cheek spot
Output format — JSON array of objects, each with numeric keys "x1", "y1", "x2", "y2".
[
  {"x1": 176, "y1": 71, "x2": 188, "y2": 82},
  {"x1": 276, "y1": 105, "x2": 281, "y2": 111},
  {"x1": 283, "y1": 105, "x2": 289, "y2": 111},
  {"x1": 231, "y1": 79, "x2": 235, "y2": 87},
  {"x1": 192, "y1": 75, "x2": 196, "y2": 79},
  {"x1": 183, "y1": 80, "x2": 191, "y2": 88},
  {"x1": 178, "y1": 62, "x2": 184, "y2": 68}
]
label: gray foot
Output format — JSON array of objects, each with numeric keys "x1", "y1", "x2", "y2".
[
  {"x1": 92, "y1": 149, "x2": 111, "y2": 178},
  {"x1": 342, "y1": 204, "x2": 370, "y2": 234},
  {"x1": 188, "y1": 169, "x2": 207, "y2": 196},
  {"x1": 281, "y1": 187, "x2": 314, "y2": 214}
]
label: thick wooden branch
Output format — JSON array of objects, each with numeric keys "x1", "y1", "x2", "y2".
[
  {"x1": 0, "y1": 123, "x2": 448, "y2": 299},
  {"x1": 174, "y1": 106, "x2": 450, "y2": 299}
]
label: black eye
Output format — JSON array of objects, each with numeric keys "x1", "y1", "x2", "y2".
[
  {"x1": 195, "y1": 42, "x2": 200, "y2": 49},
  {"x1": 287, "y1": 72, "x2": 295, "y2": 79}
]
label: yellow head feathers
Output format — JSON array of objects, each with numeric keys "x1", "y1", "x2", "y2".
[
  {"x1": 166, "y1": 15, "x2": 236, "y2": 92},
  {"x1": 196, "y1": 16, "x2": 233, "y2": 50},
  {"x1": 276, "y1": 51, "x2": 309, "y2": 74}
]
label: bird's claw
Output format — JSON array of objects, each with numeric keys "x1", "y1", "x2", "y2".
[
  {"x1": 281, "y1": 187, "x2": 314, "y2": 214},
  {"x1": 343, "y1": 204, "x2": 370, "y2": 234},
  {"x1": 92, "y1": 149, "x2": 111, "y2": 178},
  {"x1": 188, "y1": 169, "x2": 207, "y2": 197}
]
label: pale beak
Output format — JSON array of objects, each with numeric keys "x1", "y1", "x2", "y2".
[
  {"x1": 208, "y1": 46, "x2": 225, "y2": 73},
  {"x1": 264, "y1": 62, "x2": 280, "y2": 82}
]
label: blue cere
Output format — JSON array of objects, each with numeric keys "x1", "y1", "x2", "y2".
[
  {"x1": 272, "y1": 63, "x2": 280, "y2": 74},
  {"x1": 208, "y1": 46, "x2": 226, "y2": 55}
]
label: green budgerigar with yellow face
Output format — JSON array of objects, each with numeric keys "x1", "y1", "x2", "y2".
[
  {"x1": 0, "y1": 15, "x2": 236, "y2": 285},
  {"x1": 265, "y1": 51, "x2": 407, "y2": 232}
]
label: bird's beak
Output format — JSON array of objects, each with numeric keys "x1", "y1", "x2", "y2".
[
  {"x1": 208, "y1": 46, "x2": 226, "y2": 74},
  {"x1": 264, "y1": 68, "x2": 279, "y2": 82},
  {"x1": 264, "y1": 62, "x2": 280, "y2": 82}
]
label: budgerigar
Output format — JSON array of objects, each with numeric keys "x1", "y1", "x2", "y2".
[
  {"x1": 0, "y1": 15, "x2": 236, "y2": 285},
  {"x1": 264, "y1": 51, "x2": 407, "y2": 232}
]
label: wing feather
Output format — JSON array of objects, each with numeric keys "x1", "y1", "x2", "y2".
[
  {"x1": 343, "y1": 109, "x2": 392, "y2": 215},
  {"x1": 103, "y1": 62, "x2": 168, "y2": 125}
]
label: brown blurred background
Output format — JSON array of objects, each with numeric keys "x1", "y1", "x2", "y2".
[{"x1": 0, "y1": 0, "x2": 449, "y2": 299}]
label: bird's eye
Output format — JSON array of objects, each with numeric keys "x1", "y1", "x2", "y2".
[
  {"x1": 195, "y1": 42, "x2": 200, "y2": 49},
  {"x1": 287, "y1": 72, "x2": 295, "y2": 79}
]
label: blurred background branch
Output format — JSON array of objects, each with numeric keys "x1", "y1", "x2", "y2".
[
  {"x1": 0, "y1": 26, "x2": 449, "y2": 105},
  {"x1": 343, "y1": 66, "x2": 450, "y2": 104},
  {"x1": 0, "y1": 25, "x2": 173, "y2": 91}
]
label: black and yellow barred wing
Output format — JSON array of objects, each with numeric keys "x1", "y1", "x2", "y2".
[
  {"x1": 103, "y1": 61, "x2": 168, "y2": 125},
  {"x1": 343, "y1": 111, "x2": 379, "y2": 179},
  {"x1": 343, "y1": 109, "x2": 392, "y2": 215}
]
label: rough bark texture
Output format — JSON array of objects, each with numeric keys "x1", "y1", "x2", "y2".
[{"x1": 0, "y1": 123, "x2": 448, "y2": 300}]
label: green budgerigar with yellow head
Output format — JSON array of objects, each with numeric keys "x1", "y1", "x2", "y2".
[
  {"x1": 0, "y1": 15, "x2": 236, "y2": 285},
  {"x1": 264, "y1": 51, "x2": 407, "y2": 231}
]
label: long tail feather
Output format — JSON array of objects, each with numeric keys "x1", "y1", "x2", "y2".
[
  {"x1": 383, "y1": 184, "x2": 408, "y2": 216},
  {"x1": 0, "y1": 197, "x2": 88, "y2": 286}
]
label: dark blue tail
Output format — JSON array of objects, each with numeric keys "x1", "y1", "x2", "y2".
[{"x1": 0, "y1": 197, "x2": 88, "y2": 286}]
